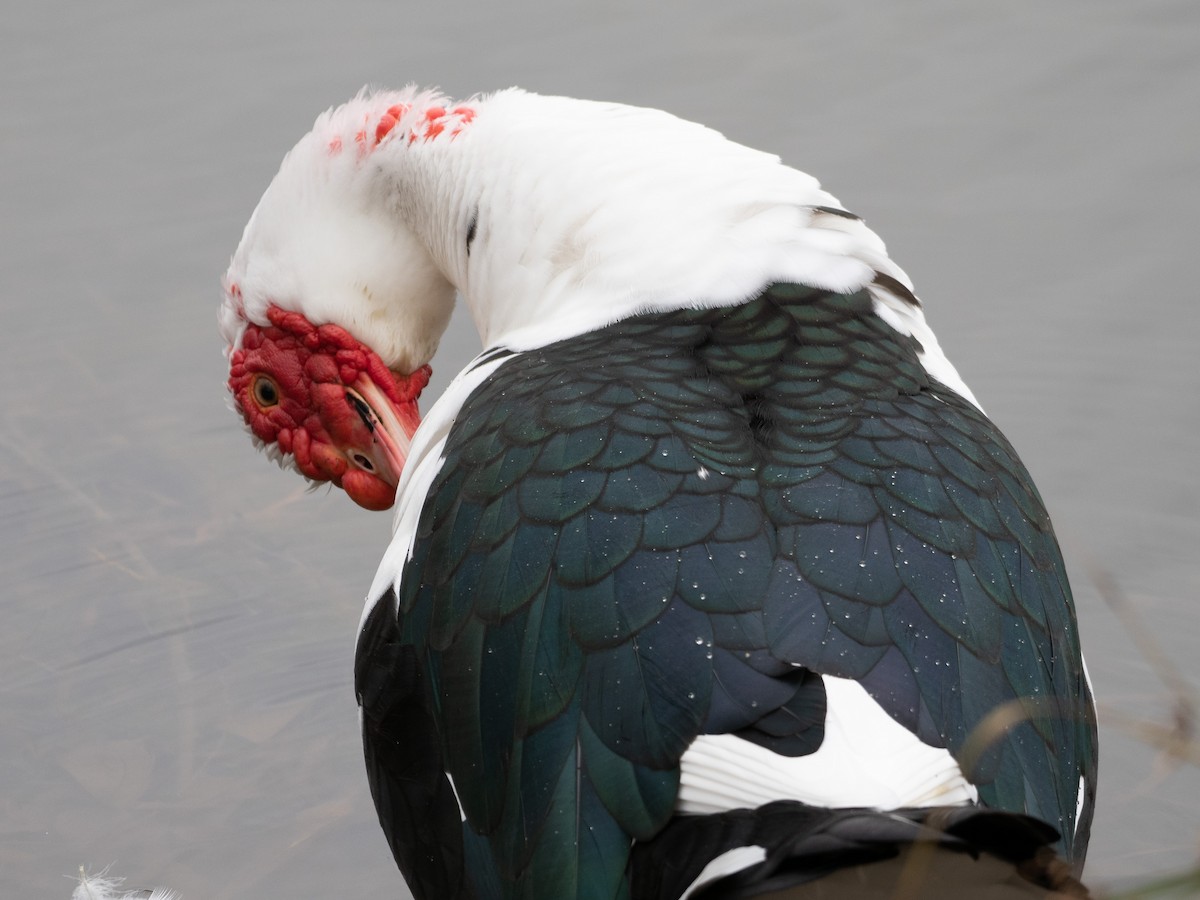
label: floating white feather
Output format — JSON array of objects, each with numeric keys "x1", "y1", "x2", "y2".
[{"x1": 71, "y1": 866, "x2": 179, "y2": 900}]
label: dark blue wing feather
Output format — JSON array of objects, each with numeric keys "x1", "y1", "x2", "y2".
[{"x1": 358, "y1": 283, "x2": 1096, "y2": 898}]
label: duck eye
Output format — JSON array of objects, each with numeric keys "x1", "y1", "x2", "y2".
[{"x1": 252, "y1": 375, "x2": 280, "y2": 408}]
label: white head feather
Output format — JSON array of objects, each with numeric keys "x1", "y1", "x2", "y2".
[{"x1": 220, "y1": 87, "x2": 457, "y2": 373}]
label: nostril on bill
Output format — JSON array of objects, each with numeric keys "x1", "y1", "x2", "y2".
[{"x1": 347, "y1": 392, "x2": 376, "y2": 433}]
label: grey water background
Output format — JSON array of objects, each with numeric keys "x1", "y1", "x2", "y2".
[{"x1": 3, "y1": 1, "x2": 1198, "y2": 896}]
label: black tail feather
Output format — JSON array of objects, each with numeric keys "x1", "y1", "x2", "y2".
[{"x1": 630, "y1": 802, "x2": 1090, "y2": 899}]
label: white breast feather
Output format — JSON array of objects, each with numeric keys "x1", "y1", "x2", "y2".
[{"x1": 362, "y1": 351, "x2": 511, "y2": 626}]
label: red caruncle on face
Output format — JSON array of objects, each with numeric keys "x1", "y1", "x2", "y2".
[{"x1": 227, "y1": 305, "x2": 430, "y2": 510}]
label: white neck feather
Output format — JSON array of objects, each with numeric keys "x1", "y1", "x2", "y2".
[
  {"x1": 381, "y1": 89, "x2": 912, "y2": 354},
  {"x1": 226, "y1": 87, "x2": 977, "y2": 408}
]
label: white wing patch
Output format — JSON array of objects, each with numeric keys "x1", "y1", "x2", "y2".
[
  {"x1": 679, "y1": 845, "x2": 767, "y2": 900},
  {"x1": 678, "y1": 676, "x2": 978, "y2": 815}
]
